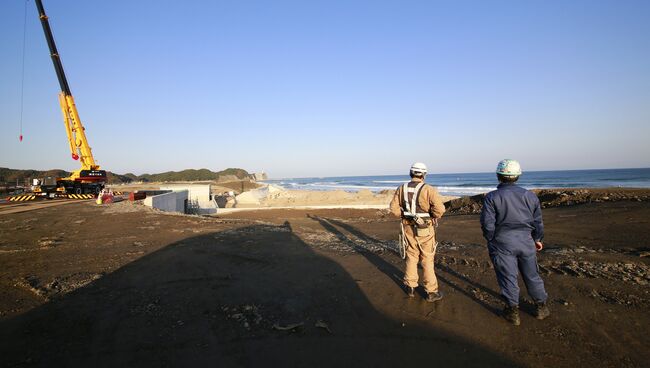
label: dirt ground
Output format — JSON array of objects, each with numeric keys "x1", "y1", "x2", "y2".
[{"x1": 1, "y1": 194, "x2": 649, "y2": 367}]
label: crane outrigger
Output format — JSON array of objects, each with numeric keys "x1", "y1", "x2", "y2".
[{"x1": 33, "y1": 0, "x2": 106, "y2": 196}]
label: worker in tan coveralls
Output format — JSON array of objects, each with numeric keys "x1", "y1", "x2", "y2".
[{"x1": 389, "y1": 162, "x2": 446, "y2": 302}]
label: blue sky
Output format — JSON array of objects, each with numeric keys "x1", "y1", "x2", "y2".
[{"x1": 1, "y1": 0, "x2": 649, "y2": 178}]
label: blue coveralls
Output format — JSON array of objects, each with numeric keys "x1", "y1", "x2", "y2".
[{"x1": 480, "y1": 183, "x2": 548, "y2": 307}]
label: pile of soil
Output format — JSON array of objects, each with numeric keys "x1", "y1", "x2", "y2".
[
  {"x1": 444, "y1": 194, "x2": 487, "y2": 215},
  {"x1": 535, "y1": 188, "x2": 649, "y2": 207},
  {"x1": 445, "y1": 188, "x2": 650, "y2": 215},
  {"x1": 215, "y1": 180, "x2": 262, "y2": 194}
]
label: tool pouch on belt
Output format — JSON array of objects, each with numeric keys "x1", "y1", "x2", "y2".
[{"x1": 414, "y1": 217, "x2": 431, "y2": 237}]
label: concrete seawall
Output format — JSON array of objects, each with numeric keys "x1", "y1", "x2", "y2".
[{"x1": 144, "y1": 190, "x2": 188, "y2": 213}]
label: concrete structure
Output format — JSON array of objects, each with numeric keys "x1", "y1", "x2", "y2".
[
  {"x1": 144, "y1": 190, "x2": 188, "y2": 214},
  {"x1": 249, "y1": 172, "x2": 268, "y2": 181},
  {"x1": 234, "y1": 184, "x2": 284, "y2": 207},
  {"x1": 159, "y1": 183, "x2": 217, "y2": 214}
]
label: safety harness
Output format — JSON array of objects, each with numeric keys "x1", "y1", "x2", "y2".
[
  {"x1": 398, "y1": 181, "x2": 436, "y2": 259},
  {"x1": 401, "y1": 182, "x2": 430, "y2": 219},
  {"x1": 399, "y1": 182, "x2": 436, "y2": 259}
]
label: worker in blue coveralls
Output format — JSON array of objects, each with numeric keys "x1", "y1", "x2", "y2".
[{"x1": 480, "y1": 159, "x2": 550, "y2": 326}]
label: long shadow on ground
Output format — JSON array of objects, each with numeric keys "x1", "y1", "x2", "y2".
[
  {"x1": 312, "y1": 215, "x2": 503, "y2": 316},
  {"x1": 308, "y1": 215, "x2": 404, "y2": 288},
  {"x1": 0, "y1": 222, "x2": 518, "y2": 367}
]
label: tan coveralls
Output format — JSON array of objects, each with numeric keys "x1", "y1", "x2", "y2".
[{"x1": 389, "y1": 178, "x2": 446, "y2": 293}]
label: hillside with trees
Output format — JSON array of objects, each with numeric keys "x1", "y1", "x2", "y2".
[{"x1": 0, "y1": 167, "x2": 254, "y2": 185}]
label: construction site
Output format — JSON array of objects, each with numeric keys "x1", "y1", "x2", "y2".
[
  {"x1": 2, "y1": 1, "x2": 650, "y2": 367},
  {"x1": 2, "y1": 185, "x2": 650, "y2": 367}
]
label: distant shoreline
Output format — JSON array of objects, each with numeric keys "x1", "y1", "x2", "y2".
[{"x1": 263, "y1": 168, "x2": 650, "y2": 197}]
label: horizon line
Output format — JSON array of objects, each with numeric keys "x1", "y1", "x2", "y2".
[{"x1": 267, "y1": 166, "x2": 650, "y2": 181}]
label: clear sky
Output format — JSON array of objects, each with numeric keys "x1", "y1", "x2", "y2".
[{"x1": 1, "y1": 0, "x2": 649, "y2": 178}]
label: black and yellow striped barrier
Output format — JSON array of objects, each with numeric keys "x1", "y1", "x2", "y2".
[
  {"x1": 67, "y1": 194, "x2": 95, "y2": 200},
  {"x1": 113, "y1": 191, "x2": 124, "y2": 195},
  {"x1": 8, "y1": 195, "x2": 37, "y2": 202}
]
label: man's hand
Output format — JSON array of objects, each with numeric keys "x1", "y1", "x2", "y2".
[{"x1": 535, "y1": 241, "x2": 544, "y2": 251}]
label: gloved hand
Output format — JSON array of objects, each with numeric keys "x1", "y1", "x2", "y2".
[{"x1": 535, "y1": 241, "x2": 544, "y2": 251}]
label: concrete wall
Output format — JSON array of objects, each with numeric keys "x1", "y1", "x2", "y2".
[
  {"x1": 160, "y1": 184, "x2": 216, "y2": 214},
  {"x1": 144, "y1": 190, "x2": 188, "y2": 213}
]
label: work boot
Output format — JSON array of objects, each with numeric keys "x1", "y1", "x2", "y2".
[
  {"x1": 534, "y1": 302, "x2": 550, "y2": 320},
  {"x1": 503, "y1": 305, "x2": 520, "y2": 326},
  {"x1": 426, "y1": 291, "x2": 443, "y2": 303},
  {"x1": 406, "y1": 286, "x2": 415, "y2": 298}
]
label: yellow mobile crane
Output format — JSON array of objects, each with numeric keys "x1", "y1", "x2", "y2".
[{"x1": 33, "y1": 0, "x2": 106, "y2": 196}]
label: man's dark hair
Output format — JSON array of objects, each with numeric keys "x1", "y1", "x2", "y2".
[
  {"x1": 497, "y1": 173, "x2": 519, "y2": 183},
  {"x1": 410, "y1": 172, "x2": 425, "y2": 179}
]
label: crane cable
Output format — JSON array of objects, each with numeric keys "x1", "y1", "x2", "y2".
[{"x1": 19, "y1": 0, "x2": 29, "y2": 142}]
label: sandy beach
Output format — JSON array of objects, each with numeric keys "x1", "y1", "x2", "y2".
[
  {"x1": 212, "y1": 183, "x2": 458, "y2": 209},
  {"x1": 1, "y1": 187, "x2": 649, "y2": 367}
]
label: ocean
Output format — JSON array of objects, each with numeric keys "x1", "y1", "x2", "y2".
[{"x1": 264, "y1": 168, "x2": 650, "y2": 197}]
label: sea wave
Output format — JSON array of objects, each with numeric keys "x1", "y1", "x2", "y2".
[
  {"x1": 373, "y1": 180, "x2": 407, "y2": 184},
  {"x1": 272, "y1": 182, "x2": 495, "y2": 195},
  {"x1": 435, "y1": 186, "x2": 495, "y2": 195},
  {"x1": 266, "y1": 169, "x2": 650, "y2": 196},
  {"x1": 301, "y1": 183, "x2": 392, "y2": 191}
]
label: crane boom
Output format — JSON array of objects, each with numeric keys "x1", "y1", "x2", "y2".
[
  {"x1": 34, "y1": 0, "x2": 71, "y2": 96},
  {"x1": 34, "y1": 0, "x2": 106, "y2": 195}
]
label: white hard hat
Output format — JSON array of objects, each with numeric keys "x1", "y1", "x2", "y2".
[
  {"x1": 410, "y1": 162, "x2": 427, "y2": 174},
  {"x1": 496, "y1": 159, "x2": 522, "y2": 176}
]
